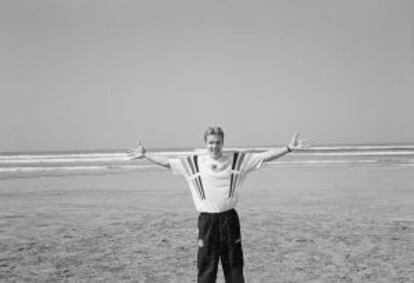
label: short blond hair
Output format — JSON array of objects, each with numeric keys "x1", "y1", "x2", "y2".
[{"x1": 203, "y1": 126, "x2": 224, "y2": 142}]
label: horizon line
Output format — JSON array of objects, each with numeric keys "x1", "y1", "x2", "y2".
[{"x1": 1, "y1": 142, "x2": 414, "y2": 155}]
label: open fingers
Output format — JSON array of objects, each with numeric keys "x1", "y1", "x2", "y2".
[
  {"x1": 300, "y1": 137, "x2": 313, "y2": 148},
  {"x1": 302, "y1": 138, "x2": 313, "y2": 145},
  {"x1": 126, "y1": 147, "x2": 139, "y2": 153},
  {"x1": 302, "y1": 136, "x2": 313, "y2": 143},
  {"x1": 292, "y1": 132, "x2": 299, "y2": 140},
  {"x1": 126, "y1": 140, "x2": 143, "y2": 151}
]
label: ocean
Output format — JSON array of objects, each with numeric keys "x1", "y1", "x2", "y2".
[{"x1": 1, "y1": 144, "x2": 414, "y2": 180}]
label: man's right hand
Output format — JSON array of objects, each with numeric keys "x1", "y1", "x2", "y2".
[{"x1": 127, "y1": 140, "x2": 146, "y2": 160}]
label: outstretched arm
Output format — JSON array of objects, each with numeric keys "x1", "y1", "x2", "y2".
[
  {"x1": 260, "y1": 133, "x2": 312, "y2": 162},
  {"x1": 127, "y1": 141, "x2": 171, "y2": 168}
]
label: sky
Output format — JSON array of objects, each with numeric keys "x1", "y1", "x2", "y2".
[{"x1": 0, "y1": 0, "x2": 413, "y2": 151}]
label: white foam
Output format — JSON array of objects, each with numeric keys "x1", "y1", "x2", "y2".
[
  {"x1": 309, "y1": 145, "x2": 414, "y2": 150},
  {"x1": 1, "y1": 159, "x2": 413, "y2": 174},
  {"x1": 0, "y1": 151, "x2": 190, "y2": 163},
  {"x1": 1, "y1": 149, "x2": 413, "y2": 165},
  {"x1": 0, "y1": 165, "x2": 154, "y2": 173},
  {"x1": 0, "y1": 153, "x2": 126, "y2": 160},
  {"x1": 296, "y1": 151, "x2": 414, "y2": 156},
  {"x1": 0, "y1": 157, "x2": 129, "y2": 164},
  {"x1": 264, "y1": 159, "x2": 414, "y2": 168}
]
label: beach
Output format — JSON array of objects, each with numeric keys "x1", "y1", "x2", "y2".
[
  {"x1": 0, "y1": 166, "x2": 412, "y2": 282},
  {"x1": 2, "y1": 0, "x2": 413, "y2": 281}
]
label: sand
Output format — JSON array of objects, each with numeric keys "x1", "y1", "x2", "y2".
[{"x1": 0, "y1": 167, "x2": 413, "y2": 282}]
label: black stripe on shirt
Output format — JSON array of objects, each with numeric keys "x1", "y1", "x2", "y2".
[
  {"x1": 186, "y1": 156, "x2": 196, "y2": 174},
  {"x1": 236, "y1": 152, "x2": 246, "y2": 171},
  {"x1": 229, "y1": 152, "x2": 239, "y2": 198},
  {"x1": 193, "y1": 155, "x2": 205, "y2": 199},
  {"x1": 185, "y1": 156, "x2": 203, "y2": 200},
  {"x1": 232, "y1": 152, "x2": 246, "y2": 193}
]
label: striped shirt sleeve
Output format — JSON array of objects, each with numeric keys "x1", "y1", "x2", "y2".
[
  {"x1": 242, "y1": 153, "x2": 264, "y2": 173},
  {"x1": 169, "y1": 158, "x2": 187, "y2": 176},
  {"x1": 169, "y1": 158, "x2": 193, "y2": 177}
]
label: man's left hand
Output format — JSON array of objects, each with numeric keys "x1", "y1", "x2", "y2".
[{"x1": 288, "y1": 133, "x2": 313, "y2": 150}]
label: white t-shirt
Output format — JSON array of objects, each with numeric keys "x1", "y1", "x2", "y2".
[{"x1": 169, "y1": 151, "x2": 264, "y2": 213}]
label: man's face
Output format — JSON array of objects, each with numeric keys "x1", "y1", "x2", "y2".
[{"x1": 205, "y1": 134, "x2": 223, "y2": 159}]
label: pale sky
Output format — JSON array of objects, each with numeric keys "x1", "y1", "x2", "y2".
[{"x1": 1, "y1": 0, "x2": 413, "y2": 151}]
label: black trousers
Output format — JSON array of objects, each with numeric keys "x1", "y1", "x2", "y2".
[{"x1": 197, "y1": 209, "x2": 245, "y2": 283}]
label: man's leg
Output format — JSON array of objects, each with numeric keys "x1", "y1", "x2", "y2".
[
  {"x1": 220, "y1": 210, "x2": 245, "y2": 283},
  {"x1": 198, "y1": 214, "x2": 220, "y2": 283}
]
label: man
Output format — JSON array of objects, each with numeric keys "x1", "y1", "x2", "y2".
[{"x1": 127, "y1": 126, "x2": 311, "y2": 283}]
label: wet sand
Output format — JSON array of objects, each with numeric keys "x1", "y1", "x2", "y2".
[{"x1": 0, "y1": 167, "x2": 413, "y2": 282}]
